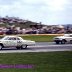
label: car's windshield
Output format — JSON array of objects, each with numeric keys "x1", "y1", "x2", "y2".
[
  {"x1": 64, "y1": 34, "x2": 69, "y2": 37},
  {"x1": 18, "y1": 37, "x2": 24, "y2": 40}
]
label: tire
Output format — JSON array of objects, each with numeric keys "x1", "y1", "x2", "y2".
[
  {"x1": 55, "y1": 41, "x2": 60, "y2": 44},
  {"x1": 21, "y1": 45, "x2": 27, "y2": 49},
  {"x1": 0, "y1": 44, "x2": 3, "y2": 50},
  {"x1": 70, "y1": 40, "x2": 72, "y2": 44},
  {"x1": 61, "y1": 40, "x2": 66, "y2": 44},
  {"x1": 16, "y1": 47, "x2": 21, "y2": 49}
]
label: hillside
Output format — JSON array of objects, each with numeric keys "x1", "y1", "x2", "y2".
[{"x1": 0, "y1": 16, "x2": 43, "y2": 28}]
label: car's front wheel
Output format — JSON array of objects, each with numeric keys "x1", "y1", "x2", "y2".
[
  {"x1": 21, "y1": 45, "x2": 27, "y2": 49},
  {"x1": 61, "y1": 40, "x2": 66, "y2": 44},
  {"x1": 0, "y1": 44, "x2": 3, "y2": 50},
  {"x1": 70, "y1": 40, "x2": 72, "y2": 44}
]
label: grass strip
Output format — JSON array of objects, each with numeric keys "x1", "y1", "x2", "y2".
[{"x1": 0, "y1": 51, "x2": 72, "y2": 72}]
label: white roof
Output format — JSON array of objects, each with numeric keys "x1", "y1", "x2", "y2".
[{"x1": 4, "y1": 35, "x2": 19, "y2": 37}]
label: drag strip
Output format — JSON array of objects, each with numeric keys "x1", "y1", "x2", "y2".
[{"x1": 0, "y1": 42, "x2": 72, "y2": 53}]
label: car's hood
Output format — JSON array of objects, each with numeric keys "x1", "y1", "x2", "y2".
[{"x1": 54, "y1": 36, "x2": 65, "y2": 39}]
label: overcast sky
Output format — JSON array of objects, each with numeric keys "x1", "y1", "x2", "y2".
[{"x1": 0, "y1": 0, "x2": 72, "y2": 25}]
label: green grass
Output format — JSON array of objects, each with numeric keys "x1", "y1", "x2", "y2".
[
  {"x1": 0, "y1": 51, "x2": 72, "y2": 72},
  {"x1": 21, "y1": 35, "x2": 56, "y2": 42}
]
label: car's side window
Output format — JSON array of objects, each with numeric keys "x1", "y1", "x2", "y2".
[
  {"x1": 4, "y1": 37, "x2": 9, "y2": 40},
  {"x1": 8, "y1": 37, "x2": 16, "y2": 40},
  {"x1": 17, "y1": 38, "x2": 20, "y2": 40}
]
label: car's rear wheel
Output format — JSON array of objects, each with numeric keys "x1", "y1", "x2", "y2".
[
  {"x1": 21, "y1": 45, "x2": 27, "y2": 49},
  {"x1": 55, "y1": 41, "x2": 60, "y2": 44},
  {"x1": 16, "y1": 47, "x2": 21, "y2": 49}
]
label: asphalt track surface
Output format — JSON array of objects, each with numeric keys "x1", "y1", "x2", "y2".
[{"x1": 0, "y1": 42, "x2": 72, "y2": 53}]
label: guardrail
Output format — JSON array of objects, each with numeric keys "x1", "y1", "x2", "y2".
[{"x1": 0, "y1": 34, "x2": 64, "y2": 36}]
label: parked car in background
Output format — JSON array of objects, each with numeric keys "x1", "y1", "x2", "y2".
[
  {"x1": 0, "y1": 31, "x2": 4, "y2": 35},
  {"x1": 0, "y1": 36, "x2": 35, "y2": 50},
  {"x1": 53, "y1": 34, "x2": 72, "y2": 44},
  {"x1": 0, "y1": 29, "x2": 4, "y2": 35}
]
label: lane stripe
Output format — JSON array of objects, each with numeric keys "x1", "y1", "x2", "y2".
[{"x1": 29, "y1": 44, "x2": 72, "y2": 47}]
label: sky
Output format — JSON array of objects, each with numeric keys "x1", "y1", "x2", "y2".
[{"x1": 0, "y1": 0, "x2": 72, "y2": 25}]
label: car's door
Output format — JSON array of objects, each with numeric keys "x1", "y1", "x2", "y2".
[
  {"x1": 69, "y1": 35, "x2": 72, "y2": 42},
  {"x1": 4, "y1": 37, "x2": 17, "y2": 47},
  {"x1": 16, "y1": 37, "x2": 22, "y2": 46},
  {"x1": 66, "y1": 35, "x2": 72, "y2": 41}
]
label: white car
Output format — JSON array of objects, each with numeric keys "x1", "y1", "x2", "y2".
[
  {"x1": 0, "y1": 36, "x2": 35, "y2": 49},
  {"x1": 53, "y1": 34, "x2": 72, "y2": 44}
]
